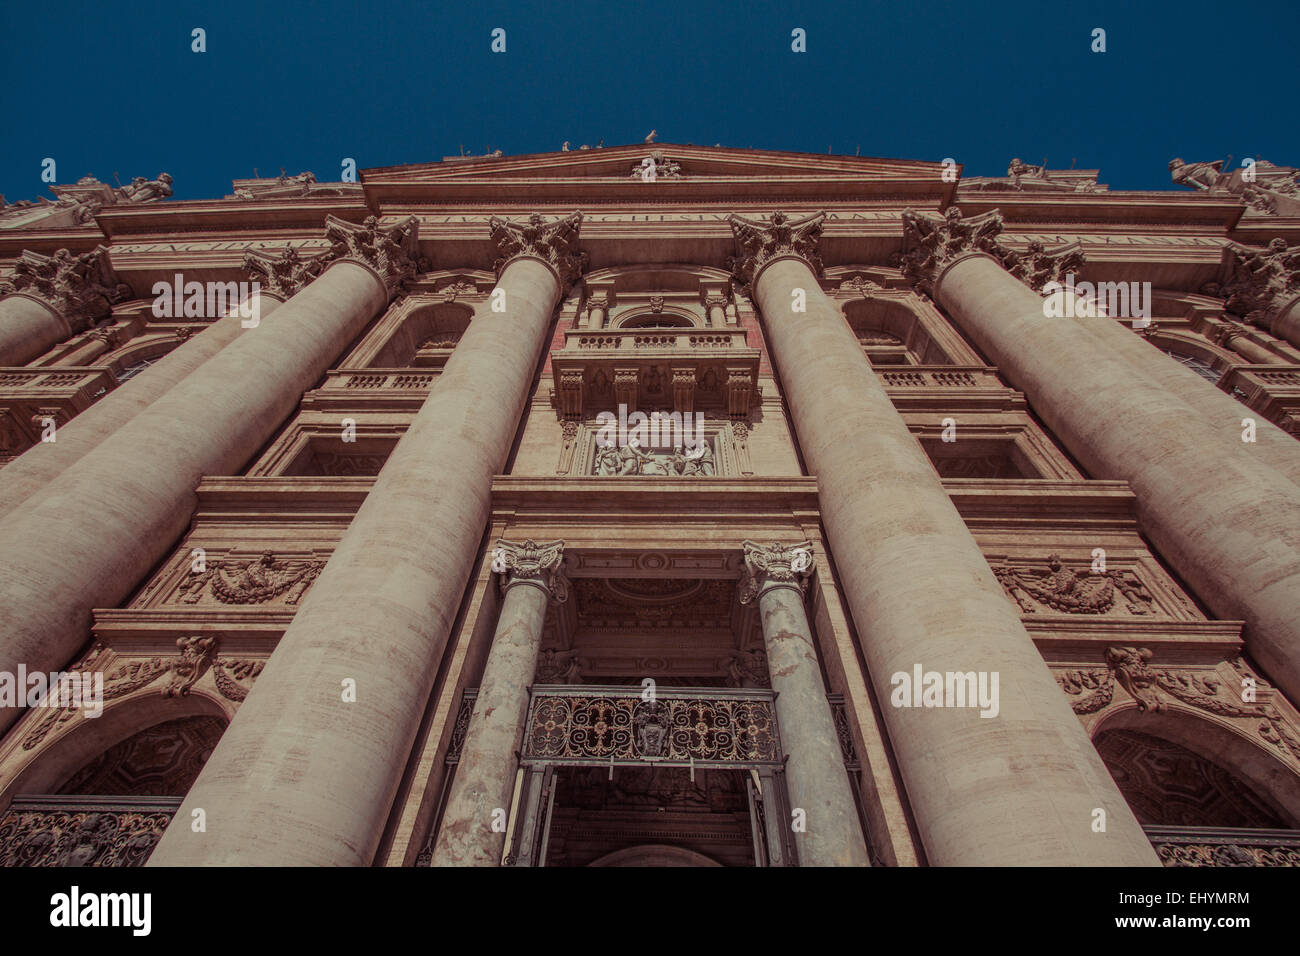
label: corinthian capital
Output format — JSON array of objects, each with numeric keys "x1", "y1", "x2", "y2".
[
  {"x1": 489, "y1": 211, "x2": 587, "y2": 288},
  {"x1": 322, "y1": 214, "x2": 424, "y2": 298},
  {"x1": 899, "y1": 207, "x2": 1087, "y2": 295},
  {"x1": 0, "y1": 245, "x2": 131, "y2": 333},
  {"x1": 243, "y1": 245, "x2": 326, "y2": 299},
  {"x1": 898, "y1": 207, "x2": 1005, "y2": 295},
  {"x1": 726, "y1": 210, "x2": 826, "y2": 289},
  {"x1": 737, "y1": 540, "x2": 815, "y2": 604},
  {"x1": 1214, "y1": 238, "x2": 1300, "y2": 331},
  {"x1": 490, "y1": 539, "x2": 570, "y2": 602}
]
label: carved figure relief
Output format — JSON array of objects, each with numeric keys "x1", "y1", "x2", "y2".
[
  {"x1": 176, "y1": 551, "x2": 323, "y2": 606},
  {"x1": 992, "y1": 554, "x2": 1154, "y2": 615}
]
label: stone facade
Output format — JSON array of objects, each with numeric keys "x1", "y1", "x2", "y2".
[{"x1": 0, "y1": 147, "x2": 1298, "y2": 867}]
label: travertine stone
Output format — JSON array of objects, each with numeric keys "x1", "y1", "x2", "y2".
[
  {"x1": 148, "y1": 246, "x2": 571, "y2": 866},
  {"x1": 738, "y1": 541, "x2": 869, "y2": 866},
  {"x1": 934, "y1": 252, "x2": 1300, "y2": 705},
  {"x1": 1069, "y1": 308, "x2": 1300, "y2": 488},
  {"x1": 0, "y1": 293, "x2": 283, "y2": 519},
  {"x1": 742, "y1": 236, "x2": 1157, "y2": 866},
  {"x1": 0, "y1": 260, "x2": 388, "y2": 737},
  {"x1": 432, "y1": 539, "x2": 568, "y2": 866},
  {"x1": 0, "y1": 295, "x2": 68, "y2": 366}
]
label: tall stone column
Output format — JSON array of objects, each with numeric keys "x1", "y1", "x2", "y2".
[
  {"x1": 728, "y1": 211, "x2": 1157, "y2": 866},
  {"x1": 0, "y1": 217, "x2": 418, "y2": 737},
  {"x1": 737, "y1": 540, "x2": 869, "y2": 866},
  {"x1": 1057, "y1": 301, "x2": 1300, "y2": 486},
  {"x1": 432, "y1": 539, "x2": 568, "y2": 866},
  {"x1": 148, "y1": 212, "x2": 585, "y2": 867},
  {"x1": 0, "y1": 248, "x2": 320, "y2": 518},
  {"x1": 903, "y1": 208, "x2": 1300, "y2": 706},
  {"x1": 0, "y1": 247, "x2": 130, "y2": 366}
]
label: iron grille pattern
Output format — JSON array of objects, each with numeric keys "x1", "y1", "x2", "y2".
[{"x1": 524, "y1": 684, "x2": 781, "y2": 765}]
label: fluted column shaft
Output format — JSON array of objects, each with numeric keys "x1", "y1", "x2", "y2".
[
  {"x1": 750, "y1": 251, "x2": 1157, "y2": 865},
  {"x1": 0, "y1": 295, "x2": 69, "y2": 366},
  {"x1": 432, "y1": 540, "x2": 567, "y2": 866},
  {"x1": 740, "y1": 542, "x2": 868, "y2": 866},
  {"x1": 0, "y1": 293, "x2": 283, "y2": 520},
  {"x1": 934, "y1": 253, "x2": 1300, "y2": 703},
  {"x1": 0, "y1": 260, "x2": 388, "y2": 737},
  {"x1": 148, "y1": 254, "x2": 567, "y2": 866}
]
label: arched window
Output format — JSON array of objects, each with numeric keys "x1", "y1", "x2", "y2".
[
  {"x1": 115, "y1": 358, "x2": 157, "y2": 382},
  {"x1": 620, "y1": 314, "x2": 694, "y2": 330},
  {"x1": 1163, "y1": 349, "x2": 1221, "y2": 384}
]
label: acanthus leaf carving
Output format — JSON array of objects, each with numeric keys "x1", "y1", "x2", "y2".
[
  {"x1": 0, "y1": 246, "x2": 131, "y2": 333},
  {"x1": 321, "y1": 214, "x2": 425, "y2": 297},
  {"x1": 242, "y1": 245, "x2": 326, "y2": 299},
  {"x1": 726, "y1": 211, "x2": 826, "y2": 290},
  {"x1": 1215, "y1": 238, "x2": 1300, "y2": 332},
  {"x1": 489, "y1": 211, "x2": 587, "y2": 289}
]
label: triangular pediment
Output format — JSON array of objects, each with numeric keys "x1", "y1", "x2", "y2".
[
  {"x1": 362, "y1": 144, "x2": 955, "y2": 206},
  {"x1": 363, "y1": 144, "x2": 949, "y2": 185}
]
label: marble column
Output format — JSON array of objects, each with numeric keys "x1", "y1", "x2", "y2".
[
  {"x1": 0, "y1": 247, "x2": 127, "y2": 366},
  {"x1": 904, "y1": 209, "x2": 1300, "y2": 707},
  {"x1": 0, "y1": 271, "x2": 294, "y2": 519},
  {"x1": 431, "y1": 539, "x2": 568, "y2": 866},
  {"x1": 738, "y1": 540, "x2": 869, "y2": 866},
  {"x1": 148, "y1": 213, "x2": 584, "y2": 867},
  {"x1": 729, "y1": 211, "x2": 1157, "y2": 866},
  {"x1": 0, "y1": 217, "x2": 417, "y2": 738}
]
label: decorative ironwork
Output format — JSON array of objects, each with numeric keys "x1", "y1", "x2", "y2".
[
  {"x1": 523, "y1": 685, "x2": 781, "y2": 767},
  {"x1": 827, "y1": 694, "x2": 860, "y2": 772},
  {"x1": 445, "y1": 689, "x2": 477, "y2": 766},
  {"x1": 0, "y1": 796, "x2": 180, "y2": 867},
  {"x1": 1147, "y1": 826, "x2": 1300, "y2": 867}
]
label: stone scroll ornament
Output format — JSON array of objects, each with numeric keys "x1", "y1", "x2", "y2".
[
  {"x1": 898, "y1": 207, "x2": 1085, "y2": 297},
  {"x1": 0, "y1": 246, "x2": 132, "y2": 334},
  {"x1": 490, "y1": 538, "x2": 570, "y2": 603},
  {"x1": 20, "y1": 638, "x2": 265, "y2": 751},
  {"x1": 488, "y1": 211, "x2": 588, "y2": 290},
  {"x1": 726, "y1": 210, "x2": 827, "y2": 293},
  {"x1": 737, "y1": 540, "x2": 815, "y2": 604},
  {"x1": 321, "y1": 214, "x2": 427, "y2": 298}
]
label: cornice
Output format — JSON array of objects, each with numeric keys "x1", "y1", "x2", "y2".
[
  {"x1": 955, "y1": 193, "x2": 1243, "y2": 230},
  {"x1": 93, "y1": 198, "x2": 373, "y2": 238}
]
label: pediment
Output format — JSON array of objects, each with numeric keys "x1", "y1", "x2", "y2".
[{"x1": 362, "y1": 144, "x2": 949, "y2": 186}]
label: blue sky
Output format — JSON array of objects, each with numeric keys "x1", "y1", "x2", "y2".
[{"x1": 2, "y1": 0, "x2": 1296, "y2": 202}]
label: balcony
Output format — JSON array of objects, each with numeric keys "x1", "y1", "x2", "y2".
[
  {"x1": 0, "y1": 795, "x2": 180, "y2": 867},
  {"x1": 1146, "y1": 825, "x2": 1300, "y2": 866}
]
